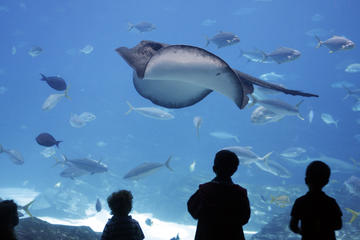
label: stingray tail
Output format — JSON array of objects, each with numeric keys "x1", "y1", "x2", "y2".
[
  {"x1": 40, "y1": 73, "x2": 47, "y2": 81},
  {"x1": 315, "y1": 35, "x2": 322, "y2": 48},
  {"x1": 165, "y1": 156, "x2": 174, "y2": 171},
  {"x1": 128, "y1": 23, "x2": 134, "y2": 31},
  {"x1": 345, "y1": 208, "x2": 360, "y2": 223},
  {"x1": 125, "y1": 101, "x2": 134, "y2": 115},
  {"x1": 22, "y1": 199, "x2": 35, "y2": 217}
]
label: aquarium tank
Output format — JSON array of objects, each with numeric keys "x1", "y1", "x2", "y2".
[{"x1": 0, "y1": 0, "x2": 359, "y2": 239}]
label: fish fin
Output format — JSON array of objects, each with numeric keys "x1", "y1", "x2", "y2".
[
  {"x1": 205, "y1": 36, "x2": 210, "y2": 47},
  {"x1": 22, "y1": 199, "x2": 35, "y2": 217},
  {"x1": 297, "y1": 114, "x2": 305, "y2": 121},
  {"x1": 260, "y1": 152, "x2": 273, "y2": 162},
  {"x1": 247, "y1": 94, "x2": 258, "y2": 108},
  {"x1": 165, "y1": 156, "x2": 174, "y2": 171},
  {"x1": 314, "y1": 35, "x2": 322, "y2": 48},
  {"x1": 125, "y1": 101, "x2": 134, "y2": 115},
  {"x1": 296, "y1": 99, "x2": 304, "y2": 108},
  {"x1": 40, "y1": 73, "x2": 47, "y2": 81},
  {"x1": 128, "y1": 23, "x2": 134, "y2": 31}
]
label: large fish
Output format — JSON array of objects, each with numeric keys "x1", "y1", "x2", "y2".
[
  {"x1": 222, "y1": 146, "x2": 272, "y2": 165},
  {"x1": 263, "y1": 47, "x2": 301, "y2": 64},
  {"x1": 59, "y1": 155, "x2": 108, "y2": 174},
  {"x1": 206, "y1": 31, "x2": 240, "y2": 49},
  {"x1": 123, "y1": 156, "x2": 173, "y2": 180},
  {"x1": 116, "y1": 41, "x2": 318, "y2": 110},
  {"x1": 0, "y1": 144, "x2": 24, "y2": 165},
  {"x1": 315, "y1": 35, "x2": 355, "y2": 53}
]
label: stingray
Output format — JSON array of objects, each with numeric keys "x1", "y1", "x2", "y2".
[{"x1": 116, "y1": 40, "x2": 318, "y2": 109}]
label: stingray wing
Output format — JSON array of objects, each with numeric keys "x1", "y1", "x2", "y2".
[{"x1": 143, "y1": 45, "x2": 248, "y2": 109}]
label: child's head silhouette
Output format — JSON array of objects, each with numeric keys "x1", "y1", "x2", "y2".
[
  {"x1": 305, "y1": 161, "x2": 331, "y2": 190},
  {"x1": 107, "y1": 190, "x2": 133, "y2": 216},
  {"x1": 213, "y1": 150, "x2": 239, "y2": 178}
]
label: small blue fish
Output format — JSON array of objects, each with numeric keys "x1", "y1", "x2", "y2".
[
  {"x1": 40, "y1": 73, "x2": 67, "y2": 91},
  {"x1": 95, "y1": 198, "x2": 102, "y2": 212},
  {"x1": 36, "y1": 133, "x2": 62, "y2": 147},
  {"x1": 145, "y1": 218, "x2": 153, "y2": 226}
]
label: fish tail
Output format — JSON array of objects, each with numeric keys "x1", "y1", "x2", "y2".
[
  {"x1": 40, "y1": 73, "x2": 46, "y2": 81},
  {"x1": 315, "y1": 35, "x2": 322, "y2": 48},
  {"x1": 128, "y1": 23, "x2": 134, "y2": 31},
  {"x1": 22, "y1": 199, "x2": 35, "y2": 217},
  {"x1": 165, "y1": 156, "x2": 174, "y2": 171},
  {"x1": 297, "y1": 114, "x2": 305, "y2": 121},
  {"x1": 259, "y1": 50, "x2": 268, "y2": 63},
  {"x1": 260, "y1": 152, "x2": 273, "y2": 162},
  {"x1": 64, "y1": 86, "x2": 71, "y2": 100},
  {"x1": 247, "y1": 94, "x2": 258, "y2": 108},
  {"x1": 56, "y1": 141, "x2": 62, "y2": 148},
  {"x1": 125, "y1": 101, "x2": 134, "y2": 115},
  {"x1": 345, "y1": 208, "x2": 360, "y2": 223},
  {"x1": 342, "y1": 85, "x2": 351, "y2": 100}
]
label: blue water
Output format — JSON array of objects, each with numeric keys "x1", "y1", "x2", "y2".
[{"x1": 0, "y1": 0, "x2": 359, "y2": 238}]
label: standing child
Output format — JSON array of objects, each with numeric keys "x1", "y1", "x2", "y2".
[
  {"x1": 187, "y1": 150, "x2": 251, "y2": 240},
  {"x1": 101, "y1": 190, "x2": 144, "y2": 240},
  {"x1": 289, "y1": 161, "x2": 342, "y2": 240}
]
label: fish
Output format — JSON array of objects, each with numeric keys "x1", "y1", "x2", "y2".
[
  {"x1": 280, "y1": 147, "x2": 306, "y2": 158},
  {"x1": 255, "y1": 160, "x2": 291, "y2": 178},
  {"x1": 250, "y1": 106, "x2": 284, "y2": 125},
  {"x1": 95, "y1": 198, "x2": 101, "y2": 212},
  {"x1": 189, "y1": 161, "x2": 196, "y2": 172},
  {"x1": 28, "y1": 46, "x2": 42, "y2": 57},
  {"x1": 0, "y1": 197, "x2": 35, "y2": 217},
  {"x1": 125, "y1": 101, "x2": 174, "y2": 120},
  {"x1": 270, "y1": 195, "x2": 290, "y2": 207},
  {"x1": 78, "y1": 112, "x2": 96, "y2": 122},
  {"x1": 193, "y1": 116, "x2": 202, "y2": 137},
  {"x1": 40, "y1": 147, "x2": 56, "y2": 158},
  {"x1": 80, "y1": 44, "x2": 94, "y2": 54},
  {"x1": 60, "y1": 166, "x2": 88, "y2": 179},
  {"x1": 116, "y1": 40, "x2": 318, "y2": 110},
  {"x1": 345, "y1": 208, "x2": 359, "y2": 223},
  {"x1": 345, "y1": 63, "x2": 360, "y2": 73},
  {"x1": 206, "y1": 31, "x2": 240, "y2": 49},
  {"x1": 124, "y1": 156, "x2": 173, "y2": 180},
  {"x1": 145, "y1": 218, "x2": 153, "y2": 226},
  {"x1": 59, "y1": 155, "x2": 108, "y2": 174},
  {"x1": 344, "y1": 176, "x2": 360, "y2": 197},
  {"x1": 201, "y1": 19, "x2": 216, "y2": 27},
  {"x1": 306, "y1": 154, "x2": 356, "y2": 172},
  {"x1": 315, "y1": 35, "x2": 355, "y2": 53},
  {"x1": 331, "y1": 81, "x2": 354, "y2": 89},
  {"x1": 209, "y1": 131, "x2": 239, "y2": 142},
  {"x1": 40, "y1": 73, "x2": 67, "y2": 91},
  {"x1": 321, "y1": 113, "x2": 338, "y2": 127},
  {"x1": 308, "y1": 110, "x2": 314, "y2": 123},
  {"x1": 250, "y1": 95, "x2": 305, "y2": 120},
  {"x1": 343, "y1": 86, "x2": 360, "y2": 100},
  {"x1": 259, "y1": 72, "x2": 284, "y2": 81},
  {"x1": 36, "y1": 133, "x2": 62, "y2": 147},
  {"x1": 0, "y1": 144, "x2": 24, "y2": 165},
  {"x1": 263, "y1": 47, "x2": 301, "y2": 64},
  {"x1": 128, "y1": 22, "x2": 156, "y2": 32},
  {"x1": 42, "y1": 89, "x2": 70, "y2": 111},
  {"x1": 69, "y1": 113, "x2": 87, "y2": 128},
  {"x1": 222, "y1": 146, "x2": 272, "y2": 165},
  {"x1": 240, "y1": 49, "x2": 273, "y2": 63}
]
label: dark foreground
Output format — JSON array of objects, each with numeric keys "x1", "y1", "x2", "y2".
[{"x1": 15, "y1": 217, "x2": 101, "y2": 240}]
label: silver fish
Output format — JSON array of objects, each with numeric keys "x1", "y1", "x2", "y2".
[
  {"x1": 240, "y1": 49, "x2": 273, "y2": 63},
  {"x1": 124, "y1": 156, "x2": 173, "y2": 180},
  {"x1": 125, "y1": 101, "x2": 174, "y2": 120},
  {"x1": 321, "y1": 113, "x2": 338, "y2": 127},
  {"x1": 128, "y1": 22, "x2": 156, "y2": 32},
  {"x1": 60, "y1": 167, "x2": 89, "y2": 179},
  {"x1": 59, "y1": 155, "x2": 108, "y2": 174},
  {"x1": 264, "y1": 47, "x2": 301, "y2": 64},
  {"x1": 42, "y1": 90, "x2": 70, "y2": 111},
  {"x1": 250, "y1": 106, "x2": 284, "y2": 125},
  {"x1": 28, "y1": 46, "x2": 42, "y2": 57},
  {"x1": 280, "y1": 147, "x2": 306, "y2": 158},
  {"x1": 0, "y1": 144, "x2": 24, "y2": 165},
  {"x1": 345, "y1": 63, "x2": 360, "y2": 73},
  {"x1": 250, "y1": 95, "x2": 304, "y2": 120},
  {"x1": 223, "y1": 146, "x2": 272, "y2": 165},
  {"x1": 80, "y1": 44, "x2": 94, "y2": 54},
  {"x1": 308, "y1": 110, "x2": 314, "y2": 123},
  {"x1": 206, "y1": 31, "x2": 240, "y2": 49},
  {"x1": 315, "y1": 35, "x2": 355, "y2": 53},
  {"x1": 209, "y1": 131, "x2": 239, "y2": 142},
  {"x1": 255, "y1": 160, "x2": 291, "y2": 178}
]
